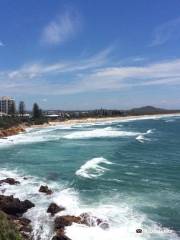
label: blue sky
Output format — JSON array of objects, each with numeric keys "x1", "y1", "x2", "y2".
[{"x1": 1, "y1": 0, "x2": 180, "y2": 110}]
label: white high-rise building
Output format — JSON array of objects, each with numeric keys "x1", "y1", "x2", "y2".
[{"x1": 0, "y1": 96, "x2": 15, "y2": 115}]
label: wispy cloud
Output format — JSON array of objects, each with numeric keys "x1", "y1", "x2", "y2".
[
  {"x1": 150, "y1": 17, "x2": 180, "y2": 46},
  {"x1": 0, "y1": 41, "x2": 4, "y2": 47},
  {"x1": 1, "y1": 48, "x2": 180, "y2": 96},
  {"x1": 6, "y1": 46, "x2": 112, "y2": 81},
  {"x1": 41, "y1": 8, "x2": 81, "y2": 46}
]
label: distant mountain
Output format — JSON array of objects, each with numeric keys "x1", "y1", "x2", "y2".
[{"x1": 127, "y1": 106, "x2": 180, "y2": 115}]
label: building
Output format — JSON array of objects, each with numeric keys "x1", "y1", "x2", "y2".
[{"x1": 0, "y1": 96, "x2": 15, "y2": 115}]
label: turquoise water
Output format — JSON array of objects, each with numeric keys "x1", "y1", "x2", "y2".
[{"x1": 0, "y1": 115, "x2": 180, "y2": 240}]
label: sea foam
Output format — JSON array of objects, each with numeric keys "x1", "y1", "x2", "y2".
[
  {"x1": 75, "y1": 157, "x2": 112, "y2": 179},
  {"x1": 0, "y1": 168, "x2": 179, "y2": 240},
  {"x1": 64, "y1": 127, "x2": 141, "y2": 139}
]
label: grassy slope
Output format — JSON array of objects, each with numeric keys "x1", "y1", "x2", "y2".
[{"x1": 0, "y1": 211, "x2": 22, "y2": 240}]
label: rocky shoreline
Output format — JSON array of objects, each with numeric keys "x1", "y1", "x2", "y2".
[
  {"x1": 0, "y1": 126, "x2": 25, "y2": 138},
  {"x1": 0, "y1": 177, "x2": 109, "y2": 240}
]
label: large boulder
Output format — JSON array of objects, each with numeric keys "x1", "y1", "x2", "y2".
[
  {"x1": 39, "y1": 185, "x2": 53, "y2": 195},
  {"x1": 55, "y1": 213, "x2": 109, "y2": 230},
  {"x1": 55, "y1": 215, "x2": 81, "y2": 229},
  {"x1": 80, "y1": 212, "x2": 109, "y2": 229},
  {"x1": 0, "y1": 195, "x2": 35, "y2": 217},
  {"x1": 0, "y1": 178, "x2": 20, "y2": 186},
  {"x1": 52, "y1": 228, "x2": 72, "y2": 240},
  {"x1": 47, "y1": 203, "x2": 65, "y2": 216}
]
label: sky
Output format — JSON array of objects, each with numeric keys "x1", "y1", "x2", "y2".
[{"x1": 0, "y1": 0, "x2": 180, "y2": 110}]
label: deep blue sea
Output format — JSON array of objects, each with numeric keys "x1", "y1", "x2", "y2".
[{"x1": 0, "y1": 114, "x2": 180, "y2": 240}]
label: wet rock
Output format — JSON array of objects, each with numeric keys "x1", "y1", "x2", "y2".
[
  {"x1": 47, "y1": 203, "x2": 65, "y2": 216},
  {"x1": 39, "y1": 185, "x2": 53, "y2": 195},
  {"x1": 55, "y1": 213, "x2": 109, "y2": 229},
  {"x1": 52, "y1": 228, "x2": 72, "y2": 240},
  {"x1": 55, "y1": 215, "x2": 81, "y2": 229},
  {"x1": 80, "y1": 212, "x2": 109, "y2": 229},
  {"x1": 0, "y1": 178, "x2": 20, "y2": 185},
  {"x1": 0, "y1": 195, "x2": 35, "y2": 217}
]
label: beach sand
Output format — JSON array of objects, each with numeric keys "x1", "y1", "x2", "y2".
[{"x1": 47, "y1": 113, "x2": 180, "y2": 126}]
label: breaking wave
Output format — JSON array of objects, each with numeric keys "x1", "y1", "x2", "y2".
[
  {"x1": 0, "y1": 168, "x2": 179, "y2": 240},
  {"x1": 75, "y1": 157, "x2": 113, "y2": 179},
  {"x1": 63, "y1": 127, "x2": 141, "y2": 139},
  {"x1": 136, "y1": 129, "x2": 153, "y2": 143}
]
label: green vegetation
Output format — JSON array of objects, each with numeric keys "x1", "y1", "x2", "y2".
[
  {"x1": 31, "y1": 103, "x2": 48, "y2": 125},
  {"x1": 0, "y1": 102, "x2": 48, "y2": 130},
  {"x1": 0, "y1": 211, "x2": 22, "y2": 240},
  {"x1": 32, "y1": 103, "x2": 42, "y2": 119},
  {"x1": 0, "y1": 116, "x2": 22, "y2": 130},
  {"x1": 0, "y1": 115, "x2": 48, "y2": 130}
]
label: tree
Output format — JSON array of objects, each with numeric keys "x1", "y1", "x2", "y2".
[
  {"x1": 19, "y1": 101, "x2": 25, "y2": 117},
  {"x1": 32, "y1": 103, "x2": 42, "y2": 119}
]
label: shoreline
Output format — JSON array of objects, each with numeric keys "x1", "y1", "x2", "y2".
[
  {"x1": 1, "y1": 113, "x2": 180, "y2": 138},
  {"x1": 42, "y1": 112, "x2": 180, "y2": 127}
]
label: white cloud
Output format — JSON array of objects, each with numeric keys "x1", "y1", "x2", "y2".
[
  {"x1": 150, "y1": 17, "x2": 180, "y2": 46},
  {"x1": 0, "y1": 41, "x2": 4, "y2": 47},
  {"x1": 5, "y1": 46, "x2": 112, "y2": 81},
  {"x1": 1, "y1": 48, "x2": 180, "y2": 96},
  {"x1": 41, "y1": 8, "x2": 81, "y2": 45}
]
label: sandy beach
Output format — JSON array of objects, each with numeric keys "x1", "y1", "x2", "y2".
[{"x1": 45, "y1": 113, "x2": 180, "y2": 127}]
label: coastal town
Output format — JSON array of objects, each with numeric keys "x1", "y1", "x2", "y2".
[{"x1": 0, "y1": 95, "x2": 180, "y2": 138}]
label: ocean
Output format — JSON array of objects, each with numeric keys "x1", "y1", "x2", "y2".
[{"x1": 0, "y1": 114, "x2": 180, "y2": 240}]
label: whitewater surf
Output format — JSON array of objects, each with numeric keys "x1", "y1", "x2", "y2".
[{"x1": 0, "y1": 114, "x2": 180, "y2": 240}]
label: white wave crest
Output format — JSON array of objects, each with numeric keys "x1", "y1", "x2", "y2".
[
  {"x1": 64, "y1": 128, "x2": 140, "y2": 140},
  {"x1": 76, "y1": 157, "x2": 113, "y2": 179},
  {"x1": 136, "y1": 129, "x2": 153, "y2": 143},
  {"x1": 0, "y1": 168, "x2": 179, "y2": 240}
]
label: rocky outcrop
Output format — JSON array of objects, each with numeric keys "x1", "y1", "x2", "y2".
[
  {"x1": 0, "y1": 126, "x2": 25, "y2": 138},
  {"x1": 79, "y1": 212, "x2": 109, "y2": 229},
  {"x1": 47, "y1": 203, "x2": 65, "y2": 216},
  {"x1": 0, "y1": 179, "x2": 109, "y2": 240},
  {"x1": 55, "y1": 213, "x2": 109, "y2": 229},
  {"x1": 55, "y1": 215, "x2": 81, "y2": 229},
  {"x1": 53, "y1": 213, "x2": 109, "y2": 240},
  {"x1": 0, "y1": 178, "x2": 20, "y2": 185},
  {"x1": 10, "y1": 215, "x2": 32, "y2": 240},
  {"x1": 0, "y1": 195, "x2": 35, "y2": 217},
  {"x1": 52, "y1": 228, "x2": 72, "y2": 240},
  {"x1": 39, "y1": 185, "x2": 53, "y2": 195}
]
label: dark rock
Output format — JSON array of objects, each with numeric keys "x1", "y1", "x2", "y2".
[
  {"x1": 52, "y1": 228, "x2": 72, "y2": 240},
  {"x1": 55, "y1": 215, "x2": 81, "y2": 229},
  {"x1": 55, "y1": 213, "x2": 109, "y2": 229},
  {"x1": 80, "y1": 212, "x2": 109, "y2": 229},
  {"x1": 52, "y1": 235, "x2": 71, "y2": 240},
  {"x1": 0, "y1": 195, "x2": 35, "y2": 216},
  {"x1": 39, "y1": 185, "x2": 53, "y2": 195},
  {"x1": 136, "y1": 228, "x2": 143, "y2": 233},
  {"x1": 0, "y1": 178, "x2": 20, "y2": 185},
  {"x1": 47, "y1": 203, "x2": 65, "y2": 216}
]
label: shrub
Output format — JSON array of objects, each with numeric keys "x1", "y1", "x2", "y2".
[{"x1": 0, "y1": 211, "x2": 22, "y2": 240}]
